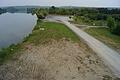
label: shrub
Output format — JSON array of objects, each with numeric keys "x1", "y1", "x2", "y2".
[
  {"x1": 107, "y1": 16, "x2": 116, "y2": 31},
  {"x1": 112, "y1": 22, "x2": 120, "y2": 35}
]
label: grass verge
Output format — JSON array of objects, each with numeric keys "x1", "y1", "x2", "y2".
[
  {"x1": 0, "y1": 20, "x2": 80, "y2": 64},
  {"x1": 72, "y1": 16, "x2": 106, "y2": 26},
  {"x1": 24, "y1": 20, "x2": 80, "y2": 44},
  {"x1": 85, "y1": 27, "x2": 120, "y2": 52},
  {"x1": 0, "y1": 44, "x2": 22, "y2": 65}
]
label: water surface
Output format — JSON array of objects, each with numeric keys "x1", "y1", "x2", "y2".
[{"x1": 0, "y1": 13, "x2": 37, "y2": 48}]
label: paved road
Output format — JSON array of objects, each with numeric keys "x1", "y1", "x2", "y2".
[{"x1": 46, "y1": 15, "x2": 120, "y2": 77}]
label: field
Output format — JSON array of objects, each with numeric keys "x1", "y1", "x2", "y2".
[
  {"x1": 85, "y1": 27, "x2": 120, "y2": 53},
  {"x1": 24, "y1": 20, "x2": 80, "y2": 44},
  {"x1": 73, "y1": 16, "x2": 107, "y2": 26}
]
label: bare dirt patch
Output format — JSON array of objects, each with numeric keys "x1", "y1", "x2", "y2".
[{"x1": 0, "y1": 39, "x2": 116, "y2": 80}]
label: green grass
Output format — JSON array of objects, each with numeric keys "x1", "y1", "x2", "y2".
[
  {"x1": 73, "y1": 16, "x2": 106, "y2": 26},
  {"x1": 0, "y1": 44, "x2": 22, "y2": 65},
  {"x1": 0, "y1": 20, "x2": 80, "y2": 64},
  {"x1": 85, "y1": 27, "x2": 120, "y2": 50},
  {"x1": 24, "y1": 20, "x2": 80, "y2": 44}
]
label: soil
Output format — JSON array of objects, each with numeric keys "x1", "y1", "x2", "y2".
[{"x1": 0, "y1": 39, "x2": 116, "y2": 80}]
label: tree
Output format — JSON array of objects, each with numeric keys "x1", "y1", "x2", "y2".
[
  {"x1": 107, "y1": 16, "x2": 116, "y2": 31},
  {"x1": 33, "y1": 8, "x2": 48, "y2": 19},
  {"x1": 49, "y1": 6, "x2": 57, "y2": 14},
  {"x1": 51, "y1": 6, "x2": 56, "y2": 9},
  {"x1": 112, "y1": 22, "x2": 120, "y2": 35}
]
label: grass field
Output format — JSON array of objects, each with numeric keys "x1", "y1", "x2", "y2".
[
  {"x1": 73, "y1": 16, "x2": 106, "y2": 26},
  {"x1": 24, "y1": 20, "x2": 80, "y2": 44},
  {"x1": 85, "y1": 27, "x2": 120, "y2": 52},
  {"x1": 0, "y1": 20, "x2": 80, "y2": 64}
]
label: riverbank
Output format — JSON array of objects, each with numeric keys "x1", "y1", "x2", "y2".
[
  {"x1": 0, "y1": 20, "x2": 118, "y2": 80},
  {"x1": 0, "y1": 19, "x2": 80, "y2": 65}
]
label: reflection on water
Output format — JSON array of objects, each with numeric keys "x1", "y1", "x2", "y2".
[{"x1": 0, "y1": 13, "x2": 37, "y2": 48}]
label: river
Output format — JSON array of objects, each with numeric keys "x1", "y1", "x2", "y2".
[{"x1": 0, "y1": 12, "x2": 37, "y2": 48}]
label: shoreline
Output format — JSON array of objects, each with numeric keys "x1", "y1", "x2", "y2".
[{"x1": 0, "y1": 19, "x2": 80, "y2": 65}]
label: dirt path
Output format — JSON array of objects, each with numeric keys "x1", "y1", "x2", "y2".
[
  {"x1": 0, "y1": 39, "x2": 116, "y2": 80},
  {"x1": 61, "y1": 20, "x2": 120, "y2": 77},
  {"x1": 45, "y1": 15, "x2": 120, "y2": 77}
]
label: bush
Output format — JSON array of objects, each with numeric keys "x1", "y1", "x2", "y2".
[
  {"x1": 112, "y1": 22, "x2": 120, "y2": 35},
  {"x1": 32, "y1": 8, "x2": 48, "y2": 19},
  {"x1": 107, "y1": 16, "x2": 116, "y2": 31}
]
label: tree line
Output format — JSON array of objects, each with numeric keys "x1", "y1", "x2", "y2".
[
  {"x1": 31, "y1": 6, "x2": 120, "y2": 35},
  {"x1": 0, "y1": 8, "x2": 6, "y2": 14},
  {"x1": 1, "y1": 6, "x2": 119, "y2": 35},
  {"x1": 31, "y1": 6, "x2": 120, "y2": 21}
]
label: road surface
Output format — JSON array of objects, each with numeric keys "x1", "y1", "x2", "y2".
[{"x1": 46, "y1": 15, "x2": 120, "y2": 77}]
